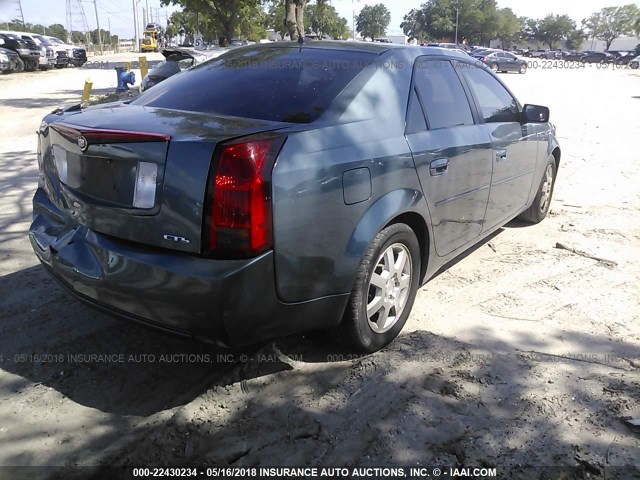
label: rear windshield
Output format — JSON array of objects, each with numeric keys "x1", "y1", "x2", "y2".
[{"x1": 131, "y1": 46, "x2": 372, "y2": 123}]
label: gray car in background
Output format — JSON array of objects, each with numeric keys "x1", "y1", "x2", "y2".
[{"x1": 30, "y1": 42, "x2": 560, "y2": 352}]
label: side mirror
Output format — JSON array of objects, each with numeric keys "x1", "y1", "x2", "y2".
[{"x1": 522, "y1": 104, "x2": 550, "y2": 123}]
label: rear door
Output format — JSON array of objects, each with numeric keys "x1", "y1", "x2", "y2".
[
  {"x1": 459, "y1": 64, "x2": 538, "y2": 230},
  {"x1": 405, "y1": 58, "x2": 493, "y2": 257}
]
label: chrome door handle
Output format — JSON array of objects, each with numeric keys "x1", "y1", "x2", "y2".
[
  {"x1": 429, "y1": 158, "x2": 449, "y2": 176},
  {"x1": 496, "y1": 149, "x2": 507, "y2": 162}
]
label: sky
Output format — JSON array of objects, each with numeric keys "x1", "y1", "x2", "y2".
[{"x1": 0, "y1": 0, "x2": 638, "y2": 38}]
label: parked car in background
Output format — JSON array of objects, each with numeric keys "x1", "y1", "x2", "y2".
[
  {"x1": 0, "y1": 46, "x2": 23, "y2": 73},
  {"x1": 629, "y1": 55, "x2": 640, "y2": 69},
  {"x1": 31, "y1": 43, "x2": 559, "y2": 353},
  {"x1": 45, "y1": 36, "x2": 87, "y2": 67},
  {"x1": 541, "y1": 50, "x2": 562, "y2": 59},
  {"x1": 477, "y1": 50, "x2": 528, "y2": 73},
  {"x1": 470, "y1": 48, "x2": 500, "y2": 59},
  {"x1": 426, "y1": 42, "x2": 470, "y2": 52},
  {"x1": 563, "y1": 51, "x2": 583, "y2": 61},
  {"x1": 524, "y1": 49, "x2": 546, "y2": 58},
  {"x1": 580, "y1": 51, "x2": 613, "y2": 64},
  {"x1": 32, "y1": 34, "x2": 69, "y2": 68},
  {"x1": 140, "y1": 47, "x2": 227, "y2": 91},
  {"x1": 9, "y1": 31, "x2": 56, "y2": 70},
  {"x1": 612, "y1": 52, "x2": 635, "y2": 65},
  {"x1": 0, "y1": 33, "x2": 39, "y2": 71},
  {"x1": 511, "y1": 48, "x2": 528, "y2": 56}
]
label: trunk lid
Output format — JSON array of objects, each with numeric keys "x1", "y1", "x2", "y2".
[{"x1": 39, "y1": 103, "x2": 288, "y2": 254}]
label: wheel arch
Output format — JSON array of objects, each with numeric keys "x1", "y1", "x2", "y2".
[
  {"x1": 551, "y1": 146, "x2": 561, "y2": 171},
  {"x1": 384, "y1": 211, "x2": 430, "y2": 283},
  {"x1": 345, "y1": 188, "x2": 432, "y2": 286}
]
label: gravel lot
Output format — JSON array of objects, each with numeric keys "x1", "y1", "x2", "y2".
[{"x1": 0, "y1": 59, "x2": 639, "y2": 479}]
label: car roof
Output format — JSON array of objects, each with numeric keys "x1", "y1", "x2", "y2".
[{"x1": 242, "y1": 40, "x2": 471, "y2": 61}]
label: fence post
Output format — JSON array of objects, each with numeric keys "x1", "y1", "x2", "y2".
[
  {"x1": 82, "y1": 78, "x2": 93, "y2": 102},
  {"x1": 139, "y1": 56, "x2": 148, "y2": 79}
]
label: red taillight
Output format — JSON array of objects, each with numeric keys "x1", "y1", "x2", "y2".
[{"x1": 208, "y1": 135, "x2": 285, "y2": 257}]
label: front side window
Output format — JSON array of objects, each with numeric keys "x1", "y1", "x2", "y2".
[
  {"x1": 413, "y1": 59, "x2": 474, "y2": 130},
  {"x1": 461, "y1": 65, "x2": 520, "y2": 123}
]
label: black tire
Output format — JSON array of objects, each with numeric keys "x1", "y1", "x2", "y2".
[
  {"x1": 341, "y1": 223, "x2": 421, "y2": 353},
  {"x1": 519, "y1": 154, "x2": 557, "y2": 224},
  {"x1": 519, "y1": 64, "x2": 527, "y2": 74},
  {"x1": 490, "y1": 63, "x2": 499, "y2": 72}
]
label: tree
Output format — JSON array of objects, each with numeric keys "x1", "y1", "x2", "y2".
[
  {"x1": 565, "y1": 28, "x2": 587, "y2": 50},
  {"x1": 266, "y1": 0, "x2": 288, "y2": 39},
  {"x1": 534, "y1": 14, "x2": 576, "y2": 49},
  {"x1": 356, "y1": 3, "x2": 391, "y2": 41},
  {"x1": 160, "y1": 0, "x2": 265, "y2": 45},
  {"x1": 47, "y1": 24, "x2": 68, "y2": 41},
  {"x1": 495, "y1": 8, "x2": 521, "y2": 49},
  {"x1": 305, "y1": 1, "x2": 349, "y2": 39},
  {"x1": 285, "y1": 0, "x2": 307, "y2": 40},
  {"x1": 400, "y1": 0, "x2": 454, "y2": 42},
  {"x1": 583, "y1": 4, "x2": 639, "y2": 50}
]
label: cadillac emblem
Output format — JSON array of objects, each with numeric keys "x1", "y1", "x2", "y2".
[{"x1": 77, "y1": 135, "x2": 88, "y2": 152}]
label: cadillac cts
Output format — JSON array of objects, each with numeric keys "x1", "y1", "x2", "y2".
[{"x1": 30, "y1": 42, "x2": 560, "y2": 352}]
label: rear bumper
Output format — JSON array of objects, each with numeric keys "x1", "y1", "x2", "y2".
[{"x1": 29, "y1": 189, "x2": 348, "y2": 346}]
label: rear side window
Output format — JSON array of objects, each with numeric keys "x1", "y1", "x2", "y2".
[
  {"x1": 413, "y1": 59, "x2": 473, "y2": 130},
  {"x1": 131, "y1": 47, "x2": 371, "y2": 123},
  {"x1": 461, "y1": 65, "x2": 520, "y2": 123}
]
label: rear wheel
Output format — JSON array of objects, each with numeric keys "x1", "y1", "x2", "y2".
[
  {"x1": 519, "y1": 154, "x2": 557, "y2": 224},
  {"x1": 341, "y1": 223, "x2": 421, "y2": 352}
]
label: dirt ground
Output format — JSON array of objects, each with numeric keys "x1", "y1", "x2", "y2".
[{"x1": 0, "y1": 60, "x2": 639, "y2": 479}]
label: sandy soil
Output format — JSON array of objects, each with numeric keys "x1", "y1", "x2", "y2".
[{"x1": 0, "y1": 61, "x2": 639, "y2": 479}]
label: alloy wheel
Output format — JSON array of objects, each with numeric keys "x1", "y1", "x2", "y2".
[
  {"x1": 540, "y1": 164, "x2": 554, "y2": 213},
  {"x1": 366, "y1": 243, "x2": 412, "y2": 334}
]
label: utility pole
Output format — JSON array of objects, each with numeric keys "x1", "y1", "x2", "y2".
[
  {"x1": 93, "y1": 0, "x2": 103, "y2": 55},
  {"x1": 17, "y1": 0, "x2": 26, "y2": 27},
  {"x1": 108, "y1": 17, "x2": 111, "y2": 51},
  {"x1": 132, "y1": 0, "x2": 139, "y2": 52},
  {"x1": 145, "y1": 0, "x2": 149, "y2": 25},
  {"x1": 455, "y1": 7, "x2": 459, "y2": 45}
]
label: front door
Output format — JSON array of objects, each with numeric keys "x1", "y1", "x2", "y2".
[{"x1": 459, "y1": 64, "x2": 538, "y2": 230}]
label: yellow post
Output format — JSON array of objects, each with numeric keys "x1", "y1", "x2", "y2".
[
  {"x1": 123, "y1": 61, "x2": 131, "y2": 72},
  {"x1": 82, "y1": 78, "x2": 93, "y2": 103},
  {"x1": 139, "y1": 56, "x2": 148, "y2": 79}
]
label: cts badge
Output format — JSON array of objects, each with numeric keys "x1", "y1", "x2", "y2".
[
  {"x1": 163, "y1": 234, "x2": 191, "y2": 244},
  {"x1": 77, "y1": 135, "x2": 88, "y2": 152}
]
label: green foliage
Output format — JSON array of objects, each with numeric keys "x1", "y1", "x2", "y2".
[
  {"x1": 305, "y1": 1, "x2": 349, "y2": 39},
  {"x1": 583, "y1": 4, "x2": 639, "y2": 49},
  {"x1": 47, "y1": 24, "x2": 68, "y2": 41},
  {"x1": 535, "y1": 14, "x2": 576, "y2": 49},
  {"x1": 265, "y1": 0, "x2": 287, "y2": 39},
  {"x1": 160, "y1": 0, "x2": 266, "y2": 44},
  {"x1": 400, "y1": 0, "x2": 512, "y2": 45},
  {"x1": 400, "y1": 0, "x2": 454, "y2": 41},
  {"x1": 565, "y1": 28, "x2": 586, "y2": 51},
  {"x1": 495, "y1": 8, "x2": 521, "y2": 48},
  {"x1": 4, "y1": 18, "x2": 69, "y2": 41},
  {"x1": 356, "y1": 3, "x2": 391, "y2": 40}
]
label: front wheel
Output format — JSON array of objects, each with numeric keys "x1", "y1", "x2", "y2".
[
  {"x1": 519, "y1": 64, "x2": 527, "y2": 74},
  {"x1": 518, "y1": 155, "x2": 557, "y2": 224},
  {"x1": 490, "y1": 63, "x2": 499, "y2": 72},
  {"x1": 341, "y1": 223, "x2": 421, "y2": 352}
]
